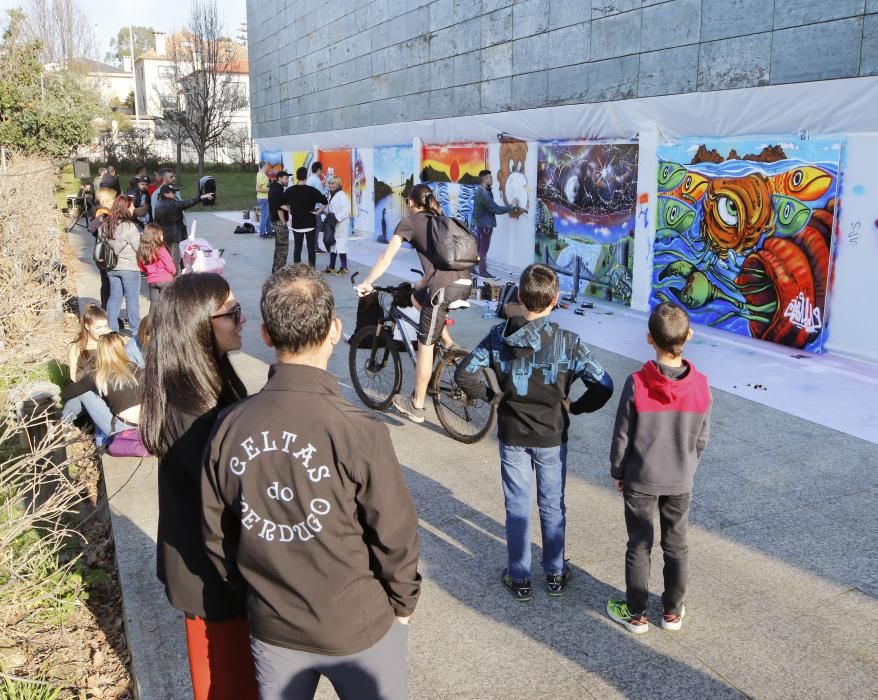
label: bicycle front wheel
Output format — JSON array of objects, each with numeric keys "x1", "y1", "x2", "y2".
[
  {"x1": 431, "y1": 349, "x2": 496, "y2": 443},
  {"x1": 348, "y1": 325, "x2": 402, "y2": 411}
]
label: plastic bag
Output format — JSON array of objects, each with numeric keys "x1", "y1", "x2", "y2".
[{"x1": 180, "y1": 236, "x2": 225, "y2": 275}]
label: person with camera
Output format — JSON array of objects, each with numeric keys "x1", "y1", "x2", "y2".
[
  {"x1": 127, "y1": 176, "x2": 152, "y2": 227},
  {"x1": 100, "y1": 165, "x2": 121, "y2": 196},
  {"x1": 153, "y1": 184, "x2": 215, "y2": 272}
]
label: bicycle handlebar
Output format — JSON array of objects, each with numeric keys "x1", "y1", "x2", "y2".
[{"x1": 350, "y1": 271, "x2": 410, "y2": 295}]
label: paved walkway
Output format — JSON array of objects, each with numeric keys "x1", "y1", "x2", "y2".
[{"x1": 67, "y1": 214, "x2": 878, "y2": 699}]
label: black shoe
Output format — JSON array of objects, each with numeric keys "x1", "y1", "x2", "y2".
[
  {"x1": 546, "y1": 567, "x2": 571, "y2": 597},
  {"x1": 502, "y1": 569, "x2": 532, "y2": 602}
]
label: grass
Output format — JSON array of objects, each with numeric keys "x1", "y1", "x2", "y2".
[{"x1": 58, "y1": 167, "x2": 260, "y2": 212}]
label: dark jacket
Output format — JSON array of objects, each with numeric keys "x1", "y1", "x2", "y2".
[
  {"x1": 99, "y1": 174, "x2": 121, "y2": 195},
  {"x1": 268, "y1": 180, "x2": 286, "y2": 223},
  {"x1": 455, "y1": 315, "x2": 613, "y2": 447},
  {"x1": 285, "y1": 184, "x2": 327, "y2": 230},
  {"x1": 472, "y1": 185, "x2": 512, "y2": 229},
  {"x1": 610, "y1": 360, "x2": 712, "y2": 496},
  {"x1": 129, "y1": 188, "x2": 152, "y2": 223},
  {"x1": 156, "y1": 377, "x2": 247, "y2": 620},
  {"x1": 153, "y1": 196, "x2": 201, "y2": 243},
  {"x1": 201, "y1": 363, "x2": 421, "y2": 654}
]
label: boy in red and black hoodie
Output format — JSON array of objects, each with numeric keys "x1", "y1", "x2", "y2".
[{"x1": 607, "y1": 302, "x2": 711, "y2": 634}]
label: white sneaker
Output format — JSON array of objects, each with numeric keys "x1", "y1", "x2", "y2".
[{"x1": 661, "y1": 605, "x2": 686, "y2": 631}]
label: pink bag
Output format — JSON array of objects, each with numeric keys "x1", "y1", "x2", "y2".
[{"x1": 107, "y1": 428, "x2": 149, "y2": 457}]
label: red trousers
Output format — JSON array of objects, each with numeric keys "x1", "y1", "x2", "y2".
[{"x1": 184, "y1": 614, "x2": 259, "y2": 700}]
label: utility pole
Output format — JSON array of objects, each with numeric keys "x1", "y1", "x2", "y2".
[{"x1": 129, "y1": 25, "x2": 141, "y2": 127}]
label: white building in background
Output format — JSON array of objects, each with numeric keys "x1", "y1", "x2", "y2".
[
  {"x1": 81, "y1": 58, "x2": 135, "y2": 106},
  {"x1": 133, "y1": 31, "x2": 253, "y2": 164}
]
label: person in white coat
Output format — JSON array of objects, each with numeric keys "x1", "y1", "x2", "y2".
[{"x1": 322, "y1": 175, "x2": 351, "y2": 275}]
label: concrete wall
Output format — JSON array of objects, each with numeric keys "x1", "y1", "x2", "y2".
[{"x1": 247, "y1": 0, "x2": 878, "y2": 139}]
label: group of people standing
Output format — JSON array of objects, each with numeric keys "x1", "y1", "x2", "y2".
[
  {"x1": 63, "y1": 166, "x2": 214, "y2": 446},
  {"x1": 256, "y1": 161, "x2": 351, "y2": 276},
  {"x1": 64, "y1": 165, "x2": 713, "y2": 700},
  {"x1": 133, "y1": 267, "x2": 417, "y2": 700}
]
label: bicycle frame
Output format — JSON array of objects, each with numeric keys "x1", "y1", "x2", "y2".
[{"x1": 382, "y1": 305, "x2": 448, "y2": 369}]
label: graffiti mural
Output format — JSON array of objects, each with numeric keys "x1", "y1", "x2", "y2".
[
  {"x1": 652, "y1": 137, "x2": 842, "y2": 352},
  {"x1": 262, "y1": 151, "x2": 284, "y2": 177},
  {"x1": 374, "y1": 145, "x2": 413, "y2": 242},
  {"x1": 497, "y1": 139, "x2": 529, "y2": 219},
  {"x1": 421, "y1": 143, "x2": 488, "y2": 226},
  {"x1": 316, "y1": 149, "x2": 352, "y2": 200},
  {"x1": 535, "y1": 143, "x2": 639, "y2": 304},
  {"x1": 352, "y1": 147, "x2": 374, "y2": 233}
]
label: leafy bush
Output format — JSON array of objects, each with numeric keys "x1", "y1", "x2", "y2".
[{"x1": 0, "y1": 13, "x2": 101, "y2": 159}]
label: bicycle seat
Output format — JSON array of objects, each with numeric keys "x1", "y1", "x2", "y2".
[{"x1": 448, "y1": 299, "x2": 470, "y2": 311}]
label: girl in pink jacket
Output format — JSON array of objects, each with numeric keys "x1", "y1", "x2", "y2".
[{"x1": 138, "y1": 223, "x2": 177, "y2": 306}]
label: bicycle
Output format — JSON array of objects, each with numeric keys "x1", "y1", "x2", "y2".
[{"x1": 348, "y1": 271, "x2": 497, "y2": 444}]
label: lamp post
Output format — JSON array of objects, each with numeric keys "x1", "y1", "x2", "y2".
[{"x1": 129, "y1": 25, "x2": 140, "y2": 128}]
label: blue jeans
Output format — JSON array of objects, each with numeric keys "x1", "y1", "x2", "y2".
[
  {"x1": 61, "y1": 391, "x2": 133, "y2": 445},
  {"x1": 259, "y1": 198, "x2": 270, "y2": 236},
  {"x1": 107, "y1": 269, "x2": 141, "y2": 335},
  {"x1": 499, "y1": 442, "x2": 568, "y2": 580}
]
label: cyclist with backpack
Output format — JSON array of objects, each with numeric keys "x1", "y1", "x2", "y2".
[{"x1": 356, "y1": 183, "x2": 476, "y2": 424}]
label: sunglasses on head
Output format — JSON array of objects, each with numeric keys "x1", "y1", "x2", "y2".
[{"x1": 212, "y1": 302, "x2": 242, "y2": 326}]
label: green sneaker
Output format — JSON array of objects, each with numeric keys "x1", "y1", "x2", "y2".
[{"x1": 607, "y1": 598, "x2": 649, "y2": 634}]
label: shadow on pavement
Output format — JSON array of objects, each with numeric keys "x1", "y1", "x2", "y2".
[{"x1": 403, "y1": 466, "x2": 743, "y2": 698}]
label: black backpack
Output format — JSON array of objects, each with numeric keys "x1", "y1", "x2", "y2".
[
  {"x1": 426, "y1": 215, "x2": 479, "y2": 271},
  {"x1": 93, "y1": 227, "x2": 119, "y2": 270}
]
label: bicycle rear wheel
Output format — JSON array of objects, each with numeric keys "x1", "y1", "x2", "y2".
[
  {"x1": 431, "y1": 349, "x2": 496, "y2": 443},
  {"x1": 348, "y1": 325, "x2": 402, "y2": 411}
]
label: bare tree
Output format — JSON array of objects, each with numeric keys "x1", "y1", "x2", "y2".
[
  {"x1": 221, "y1": 126, "x2": 256, "y2": 167},
  {"x1": 119, "y1": 125, "x2": 157, "y2": 165},
  {"x1": 23, "y1": 0, "x2": 95, "y2": 65},
  {"x1": 161, "y1": 0, "x2": 248, "y2": 179}
]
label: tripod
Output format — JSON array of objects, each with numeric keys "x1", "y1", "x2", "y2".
[{"x1": 67, "y1": 191, "x2": 92, "y2": 232}]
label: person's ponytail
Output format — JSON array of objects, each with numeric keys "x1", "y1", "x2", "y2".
[{"x1": 410, "y1": 183, "x2": 443, "y2": 216}]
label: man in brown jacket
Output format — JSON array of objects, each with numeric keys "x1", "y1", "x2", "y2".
[{"x1": 202, "y1": 264, "x2": 421, "y2": 699}]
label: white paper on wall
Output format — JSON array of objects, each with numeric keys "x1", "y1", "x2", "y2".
[
  {"x1": 352, "y1": 147, "x2": 374, "y2": 235},
  {"x1": 825, "y1": 133, "x2": 878, "y2": 364},
  {"x1": 631, "y1": 127, "x2": 659, "y2": 311},
  {"x1": 486, "y1": 141, "x2": 538, "y2": 272}
]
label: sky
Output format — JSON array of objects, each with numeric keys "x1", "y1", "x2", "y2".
[{"x1": 0, "y1": 0, "x2": 247, "y2": 63}]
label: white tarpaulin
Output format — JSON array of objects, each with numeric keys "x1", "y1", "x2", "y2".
[
  {"x1": 256, "y1": 77, "x2": 878, "y2": 152},
  {"x1": 826, "y1": 133, "x2": 878, "y2": 363}
]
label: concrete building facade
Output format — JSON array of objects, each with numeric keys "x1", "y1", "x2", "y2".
[
  {"x1": 247, "y1": 0, "x2": 878, "y2": 139},
  {"x1": 245, "y1": 0, "x2": 878, "y2": 367}
]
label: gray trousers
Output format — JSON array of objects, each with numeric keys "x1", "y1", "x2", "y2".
[
  {"x1": 624, "y1": 490, "x2": 691, "y2": 616},
  {"x1": 251, "y1": 621, "x2": 409, "y2": 700}
]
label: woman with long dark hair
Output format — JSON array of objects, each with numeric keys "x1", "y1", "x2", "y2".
[
  {"x1": 102, "y1": 194, "x2": 142, "y2": 335},
  {"x1": 140, "y1": 273, "x2": 257, "y2": 700}
]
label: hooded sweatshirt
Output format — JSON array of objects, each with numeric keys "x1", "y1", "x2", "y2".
[
  {"x1": 610, "y1": 360, "x2": 712, "y2": 496},
  {"x1": 454, "y1": 315, "x2": 613, "y2": 447}
]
